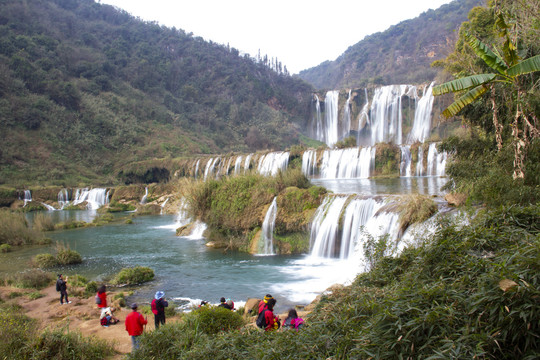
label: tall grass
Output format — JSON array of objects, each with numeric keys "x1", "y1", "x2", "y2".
[
  {"x1": 0, "y1": 209, "x2": 45, "y2": 246},
  {"x1": 32, "y1": 212, "x2": 55, "y2": 232}
]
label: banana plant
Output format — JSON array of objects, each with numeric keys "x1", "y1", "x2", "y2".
[{"x1": 433, "y1": 14, "x2": 540, "y2": 179}]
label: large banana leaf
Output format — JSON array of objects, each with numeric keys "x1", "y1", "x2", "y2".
[
  {"x1": 442, "y1": 85, "x2": 488, "y2": 118},
  {"x1": 466, "y1": 33, "x2": 509, "y2": 74},
  {"x1": 433, "y1": 74, "x2": 496, "y2": 96},
  {"x1": 506, "y1": 55, "x2": 540, "y2": 77}
]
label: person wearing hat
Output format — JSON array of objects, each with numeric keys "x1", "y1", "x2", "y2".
[
  {"x1": 151, "y1": 291, "x2": 169, "y2": 329},
  {"x1": 258, "y1": 294, "x2": 273, "y2": 314},
  {"x1": 125, "y1": 303, "x2": 147, "y2": 351}
]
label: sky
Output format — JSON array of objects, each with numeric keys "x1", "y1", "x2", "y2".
[{"x1": 99, "y1": 0, "x2": 455, "y2": 74}]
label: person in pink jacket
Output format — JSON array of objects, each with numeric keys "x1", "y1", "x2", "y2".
[{"x1": 125, "y1": 303, "x2": 147, "y2": 351}]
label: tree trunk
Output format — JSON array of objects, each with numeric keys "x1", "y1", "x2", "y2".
[
  {"x1": 512, "y1": 103, "x2": 525, "y2": 179},
  {"x1": 491, "y1": 85, "x2": 504, "y2": 151}
]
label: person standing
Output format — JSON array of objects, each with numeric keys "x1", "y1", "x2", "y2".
[
  {"x1": 56, "y1": 274, "x2": 71, "y2": 305},
  {"x1": 152, "y1": 291, "x2": 168, "y2": 329},
  {"x1": 125, "y1": 303, "x2": 147, "y2": 351},
  {"x1": 96, "y1": 285, "x2": 107, "y2": 309}
]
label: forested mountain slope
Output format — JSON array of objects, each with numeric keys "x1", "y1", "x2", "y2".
[
  {"x1": 0, "y1": 0, "x2": 313, "y2": 185},
  {"x1": 298, "y1": 0, "x2": 482, "y2": 89}
]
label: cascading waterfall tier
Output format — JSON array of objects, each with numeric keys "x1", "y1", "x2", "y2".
[
  {"x1": 310, "y1": 84, "x2": 436, "y2": 148},
  {"x1": 309, "y1": 194, "x2": 430, "y2": 271},
  {"x1": 72, "y1": 188, "x2": 110, "y2": 210},
  {"x1": 258, "y1": 197, "x2": 278, "y2": 255}
]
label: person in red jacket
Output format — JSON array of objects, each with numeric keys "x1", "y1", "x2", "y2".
[
  {"x1": 263, "y1": 298, "x2": 280, "y2": 331},
  {"x1": 258, "y1": 294, "x2": 273, "y2": 314},
  {"x1": 125, "y1": 303, "x2": 147, "y2": 351},
  {"x1": 96, "y1": 285, "x2": 107, "y2": 309}
]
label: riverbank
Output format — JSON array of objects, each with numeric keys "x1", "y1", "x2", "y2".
[{"x1": 0, "y1": 283, "x2": 314, "y2": 358}]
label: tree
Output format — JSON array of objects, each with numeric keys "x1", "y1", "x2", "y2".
[{"x1": 433, "y1": 13, "x2": 540, "y2": 179}]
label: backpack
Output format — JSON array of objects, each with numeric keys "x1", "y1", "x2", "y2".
[
  {"x1": 95, "y1": 294, "x2": 102, "y2": 305},
  {"x1": 100, "y1": 317, "x2": 108, "y2": 326},
  {"x1": 56, "y1": 279, "x2": 61, "y2": 292},
  {"x1": 151, "y1": 299, "x2": 158, "y2": 315},
  {"x1": 256, "y1": 309, "x2": 267, "y2": 329}
]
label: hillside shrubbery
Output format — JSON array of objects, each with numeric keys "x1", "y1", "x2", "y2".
[{"x1": 126, "y1": 205, "x2": 539, "y2": 359}]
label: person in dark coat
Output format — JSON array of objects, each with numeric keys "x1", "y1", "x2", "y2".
[
  {"x1": 56, "y1": 274, "x2": 71, "y2": 305},
  {"x1": 152, "y1": 291, "x2": 168, "y2": 329},
  {"x1": 218, "y1": 297, "x2": 232, "y2": 310}
]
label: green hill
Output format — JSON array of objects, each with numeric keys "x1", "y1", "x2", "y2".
[
  {"x1": 298, "y1": 0, "x2": 482, "y2": 89},
  {"x1": 0, "y1": 0, "x2": 313, "y2": 186}
]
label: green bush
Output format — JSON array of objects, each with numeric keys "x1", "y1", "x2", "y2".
[
  {"x1": 56, "y1": 247, "x2": 82, "y2": 265},
  {"x1": 112, "y1": 266, "x2": 154, "y2": 285},
  {"x1": 0, "y1": 244, "x2": 12, "y2": 253},
  {"x1": 28, "y1": 327, "x2": 114, "y2": 359},
  {"x1": 184, "y1": 306, "x2": 245, "y2": 335},
  {"x1": 33, "y1": 253, "x2": 59, "y2": 268},
  {"x1": 12, "y1": 269, "x2": 54, "y2": 289},
  {"x1": 27, "y1": 291, "x2": 45, "y2": 300},
  {"x1": 84, "y1": 281, "x2": 98, "y2": 296}
]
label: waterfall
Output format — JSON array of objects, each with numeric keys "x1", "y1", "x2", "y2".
[
  {"x1": 259, "y1": 197, "x2": 277, "y2": 255},
  {"x1": 301, "y1": 150, "x2": 317, "y2": 177},
  {"x1": 243, "y1": 154, "x2": 253, "y2": 173},
  {"x1": 400, "y1": 145, "x2": 412, "y2": 177},
  {"x1": 310, "y1": 196, "x2": 349, "y2": 258},
  {"x1": 310, "y1": 195, "x2": 405, "y2": 267},
  {"x1": 426, "y1": 143, "x2": 448, "y2": 176},
  {"x1": 58, "y1": 189, "x2": 69, "y2": 209},
  {"x1": 140, "y1": 187, "x2": 148, "y2": 204},
  {"x1": 407, "y1": 82, "x2": 435, "y2": 143},
  {"x1": 194, "y1": 160, "x2": 200, "y2": 179},
  {"x1": 160, "y1": 198, "x2": 169, "y2": 214},
  {"x1": 311, "y1": 94, "x2": 322, "y2": 143},
  {"x1": 186, "y1": 220, "x2": 208, "y2": 239},
  {"x1": 416, "y1": 145, "x2": 424, "y2": 176},
  {"x1": 318, "y1": 147, "x2": 374, "y2": 179},
  {"x1": 203, "y1": 158, "x2": 218, "y2": 180},
  {"x1": 175, "y1": 199, "x2": 192, "y2": 228},
  {"x1": 341, "y1": 90, "x2": 352, "y2": 140},
  {"x1": 324, "y1": 90, "x2": 340, "y2": 146},
  {"x1": 73, "y1": 188, "x2": 109, "y2": 210},
  {"x1": 41, "y1": 203, "x2": 56, "y2": 211},
  {"x1": 23, "y1": 190, "x2": 32, "y2": 206},
  {"x1": 257, "y1": 151, "x2": 290, "y2": 176},
  {"x1": 234, "y1": 156, "x2": 243, "y2": 175},
  {"x1": 357, "y1": 88, "x2": 370, "y2": 144},
  {"x1": 369, "y1": 85, "x2": 416, "y2": 146}
]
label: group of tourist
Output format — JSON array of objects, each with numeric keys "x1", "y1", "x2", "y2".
[{"x1": 56, "y1": 276, "x2": 303, "y2": 353}]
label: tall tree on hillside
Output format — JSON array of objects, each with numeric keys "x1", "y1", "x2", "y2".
[{"x1": 433, "y1": 9, "x2": 540, "y2": 179}]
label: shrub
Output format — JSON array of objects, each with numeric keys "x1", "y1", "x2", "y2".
[
  {"x1": 183, "y1": 306, "x2": 245, "y2": 335},
  {"x1": 33, "y1": 253, "x2": 59, "y2": 268},
  {"x1": 397, "y1": 194, "x2": 438, "y2": 233},
  {"x1": 0, "y1": 244, "x2": 12, "y2": 253},
  {"x1": 56, "y1": 246, "x2": 82, "y2": 265},
  {"x1": 28, "y1": 327, "x2": 114, "y2": 359},
  {"x1": 85, "y1": 281, "x2": 98, "y2": 296},
  {"x1": 0, "y1": 210, "x2": 44, "y2": 246},
  {"x1": 12, "y1": 269, "x2": 54, "y2": 289},
  {"x1": 112, "y1": 266, "x2": 154, "y2": 285},
  {"x1": 27, "y1": 291, "x2": 45, "y2": 300},
  {"x1": 32, "y1": 213, "x2": 55, "y2": 231}
]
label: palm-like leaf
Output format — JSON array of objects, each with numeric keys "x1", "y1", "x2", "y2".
[
  {"x1": 466, "y1": 33, "x2": 509, "y2": 74},
  {"x1": 442, "y1": 85, "x2": 488, "y2": 118},
  {"x1": 432, "y1": 74, "x2": 496, "y2": 96},
  {"x1": 506, "y1": 55, "x2": 540, "y2": 77}
]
